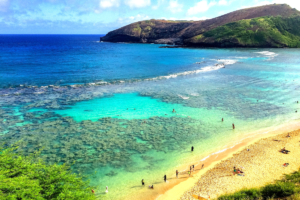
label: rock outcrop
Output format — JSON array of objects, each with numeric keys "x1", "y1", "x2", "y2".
[{"x1": 100, "y1": 4, "x2": 300, "y2": 48}]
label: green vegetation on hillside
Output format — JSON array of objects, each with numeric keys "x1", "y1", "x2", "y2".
[
  {"x1": 192, "y1": 15, "x2": 300, "y2": 47},
  {"x1": 217, "y1": 168, "x2": 300, "y2": 200},
  {"x1": 0, "y1": 145, "x2": 95, "y2": 200}
]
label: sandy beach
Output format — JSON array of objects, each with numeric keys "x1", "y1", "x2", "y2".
[
  {"x1": 127, "y1": 121, "x2": 300, "y2": 200},
  {"x1": 157, "y1": 127, "x2": 300, "y2": 200}
]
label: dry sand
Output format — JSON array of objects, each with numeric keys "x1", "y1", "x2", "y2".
[
  {"x1": 129, "y1": 122, "x2": 300, "y2": 200},
  {"x1": 178, "y1": 129, "x2": 300, "y2": 200}
]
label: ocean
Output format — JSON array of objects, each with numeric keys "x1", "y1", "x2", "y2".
[{"x1": 0, "y1": 34, "x2": 300, "y2": 199}]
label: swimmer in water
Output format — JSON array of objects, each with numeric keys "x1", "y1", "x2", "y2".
[
  {"x1": 191, "y1": 146, "x2": 194, "y2": 151},
  {"x1": 232, "y1": 123, "x2": 235, "y2": 129},
  {"x1": 91, "y1": 189, "x2": 95, "y2": 194},
  {"x1": 105, "y1": 186, "x2": 108, "y2": 193},
  {"x1": 222, "y1": 118, "x2": 224, "y2": 122}
]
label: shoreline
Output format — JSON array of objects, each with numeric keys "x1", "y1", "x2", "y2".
[{"x1": 129, "y1": 120, "x2": 300, "y2": 200}]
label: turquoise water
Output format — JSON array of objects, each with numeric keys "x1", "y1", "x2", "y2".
[
  {"x1": 1, "y1": 37, "x2": 300, "y2": 199},
  {"x1": 55, "y1": 93, "x2": 203, "y2": 121}
]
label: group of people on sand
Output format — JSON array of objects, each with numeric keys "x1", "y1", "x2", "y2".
[
  {"x1": 280, "y1": 147, "x2": 290, "y2": 154},
  {"x1": 142, "y1": 179, "x2": 154, "y2": 189},
  {"x1": 233, "y1": 167, "x2": 245, "y2": 176}
]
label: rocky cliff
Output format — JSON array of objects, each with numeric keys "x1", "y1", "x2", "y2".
[{"x1": 100, "y1": 4, "x2": 300, "y2": 47}]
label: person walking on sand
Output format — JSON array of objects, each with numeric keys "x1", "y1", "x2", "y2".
[
  {"x1": 191, "y1": 146, "x2": 194, "y2": 151},
  {"x1": 142, "y1": 179, "x2": 145, "y2": 186},
  {"x1": 176, "y1": 170, "x2": 179, "y2": 178},
  {"x1": 164, "y1": 175, "x2": 167, "y2": 182},
  {"x1": 232, "y1": 123, "x2": 235, "y2": 129},
  {"x1": 202, "y1": 164, "x2": 204, "y2": 169},
  {"x1": 188, "y1": 171, "x2": 191, "y2": 177},
  {"x1": 192, "y1": 165, "x2": 195, "y2": 172}
]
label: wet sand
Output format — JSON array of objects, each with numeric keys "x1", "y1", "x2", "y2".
[{"x1": 129, "y1": 121, "x2": 300, "y2": 200}]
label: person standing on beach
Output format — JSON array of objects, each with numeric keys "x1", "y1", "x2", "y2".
[
  {"x1": 164, "y1": 175, "x2": 167, "y2": 182},
  {"x1": 202, "y1": 164, "x2": 204, "y2": 169},
  {"x1": 232, "y1": 123, "x2": 235, "y2": 129},
  {"x1": 176, "y1": 170, "x2": 179, "y2": 178},
  {"x1": 191, "y1": 146, "x2": 194, "y2": 151},
  {"x1": 142, "y1": 179, "x2": 145, "y2": 186},
  {"x1": 188, "y1": 171, "x2": 191, "y2": 177},
  {"x1": 192, "y1": 165, "x2": 195, "y2": 172}
]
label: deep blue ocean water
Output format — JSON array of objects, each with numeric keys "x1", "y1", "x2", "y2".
[{"x1": 1, "y1": 35, "x2": 300, "y2": 199}]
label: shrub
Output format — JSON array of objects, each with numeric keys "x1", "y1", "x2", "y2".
[
  {"x1": 261, "y1": 182, "x2": 296, "y2": 198},
  {"x1": 0, "y1": 145, "x2": 95, "y2": 200},
  {"x1": 218, "y1": 188, "x2": 262, "y2": 200},
  {"x1": 285, "y1": 171, "x2": 300, "y2": 184}
]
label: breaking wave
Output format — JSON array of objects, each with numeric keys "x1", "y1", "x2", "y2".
[
  {"x1": 255, "y1": 51, "x2": 278, "y2": 57},
  {"x1": 3, "y1": 59, "x2": 237, "y2": 90}
]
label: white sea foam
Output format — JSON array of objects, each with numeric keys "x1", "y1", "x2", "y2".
[
  {"x1": 236, "y1": 57, "x2": 249, "y2": 59},
  {"x1": 214, "y1": 59, "x2": 237, "y2": 65},
  {"x1": 190, "y1": 93, "x2": 199, "y2": 96},
  {"x1": 200, "y1": 155, "x2": 210, "y2": 161},
  {"x1": 178, "y1": 95, "x2": 189, "y2": 100},
  {"x1": 211, "y1": 148, "x2": 228, "y2": 155},
  {"x1": 10, "y1": 59, "x2": 237, "y2": 90},
  {"x1": 34, "y1": 92, "x2": 44, "y2": 95},
  {"x1": 255, "y1": 51, "x2": 277, "y2": 56}
]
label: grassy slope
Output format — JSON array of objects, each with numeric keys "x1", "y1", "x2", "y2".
[
  {"x1": 217, "y1": 168, "x2": 300, "y2": 200},
  {"x1": 189, "y1": 15, "x2": 300, "y2": 47}
]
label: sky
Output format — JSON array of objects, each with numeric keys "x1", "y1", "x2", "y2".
[{"x1": 0, "y1": 0, "x2": 299, "y2": 34}]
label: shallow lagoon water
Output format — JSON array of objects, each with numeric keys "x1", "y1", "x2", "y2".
[{"x1": 1, "y1": 35, "x2": 300, "y2": 199}]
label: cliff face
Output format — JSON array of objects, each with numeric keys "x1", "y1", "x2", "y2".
[
  {"x1": 100, "y1": 4, "x2": 300, "y2": 47},
  {"x1": 101, "y1": 20, "x2": 194, "y2": 44}
]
